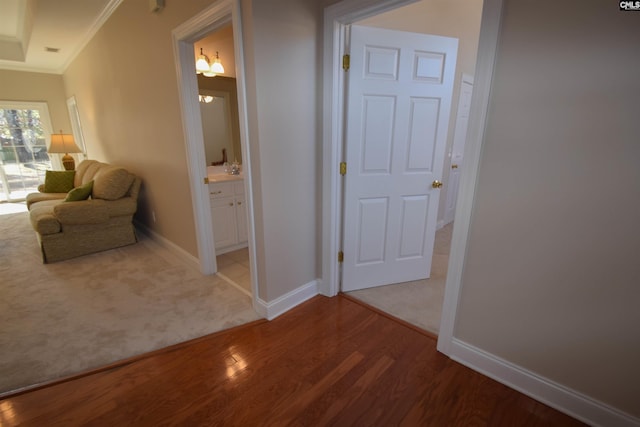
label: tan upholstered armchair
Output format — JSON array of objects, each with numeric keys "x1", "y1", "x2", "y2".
[{"x1": 26, "y1": 160, "x2": 141, "y2": 263}]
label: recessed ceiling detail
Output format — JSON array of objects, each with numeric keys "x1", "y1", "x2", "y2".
[
  {"x1": 0, "y1": 0, "x2": 122, "y2": 74},
  {"x1": 0, "y1": 0, "x2": 35, "y2": 62}
]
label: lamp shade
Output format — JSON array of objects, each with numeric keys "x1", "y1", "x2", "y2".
[
  {"x1": 48, "y1": 133, "x2": 81, "y2": 154},
  {"x1": 49, "y1": 132, "x2": 82, "y2": 170}
]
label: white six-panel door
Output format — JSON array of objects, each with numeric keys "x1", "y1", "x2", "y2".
[{"x1": 341, "y1": 25, "x2": 458, "y2": 292}]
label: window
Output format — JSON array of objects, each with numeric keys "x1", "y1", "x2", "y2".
[{"x1": 0, "y1": 101, "x2": 54, "y2": 201}]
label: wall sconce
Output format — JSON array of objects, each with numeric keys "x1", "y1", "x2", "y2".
[
  {"x1": 195, "y1": 48, "x2": 224, "y2": 77},
  {"x1": 211, "y1": 51, "x2": 225, "y2": 74},
  {"x1": 48, "y1": 131, "x2": 82, "y2": 170},
  {"x1": 199, "y1": 95, "x2": 214, "y2": 103}
]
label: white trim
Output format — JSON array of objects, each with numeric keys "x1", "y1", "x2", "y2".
[
  {"x1": 172, "y1": 3, "x2": 230, "y2": 276},
  {"x1": 215, "y1": 242, "x2": 248, "y2": 256},
  {"x1": 134, "y1": 221, "x2": 200, "y2": 272},
  {"x1": 437, "y1": 0, "x2": 503, "y2": 356},
  {"x1": 321, "y1": 0, "x2": 419, "y2": 297},
  {"x1": 253, "y1": 280, "x2": 320, "y2": 321},
  {"x1": 449, "y1": 339, "x2": 640, "y2": 427},
  {"x1": 66, "y1": 96, "x2": 87, "y2": 157}
]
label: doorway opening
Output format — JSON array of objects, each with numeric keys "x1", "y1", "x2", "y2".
[
  {"x1": 323, "y1": 0, "x2": 502, "y2": 355},
  {"x1": 337, "y1": 1, "x2": 483, "y2": 336},
  {"x1": 193, "y1": 24, "x2": 252, "y2": 297},
  {"x1": 172, "y1": 0, "x2": 258, "y2": 303}
]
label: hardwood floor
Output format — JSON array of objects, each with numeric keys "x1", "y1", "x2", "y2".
[{"x1": 0, "y1": 295, "x2": 584, "y2": 426}]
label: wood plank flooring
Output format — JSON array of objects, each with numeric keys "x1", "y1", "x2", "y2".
[{"x1": 0, "y1": 295, "x2": 584, "y2": 426}]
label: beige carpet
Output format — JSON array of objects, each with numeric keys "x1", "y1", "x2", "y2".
[
  {"x1": 347, "y1": 223, "x2": 452, "y2": 335},
  {"x1": 0, "y1": 211, "x2": 261, "y2": 395}
]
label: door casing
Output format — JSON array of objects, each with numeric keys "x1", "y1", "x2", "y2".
[{"x1": 172, "y1": 1, "x2": 259, "y2": 305}]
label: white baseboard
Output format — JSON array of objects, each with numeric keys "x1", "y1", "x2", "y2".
[
  {"x1": 449, "y1": 339, "x2": 640, "y2": 427},
  {"x1": 254, "y1": 279, "x2": 319, "y2": 320},
  {"x1": 134, "y1": 221, "x2": 201, "y2": 272}
]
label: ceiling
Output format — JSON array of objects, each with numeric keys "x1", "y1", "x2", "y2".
[{"x1": 0, "y1": 0, "x2": 121, "y2": 74}]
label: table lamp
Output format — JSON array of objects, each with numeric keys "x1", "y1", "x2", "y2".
[{"x1": 48, "y1": 131, "x2": 82, "y2": 170}]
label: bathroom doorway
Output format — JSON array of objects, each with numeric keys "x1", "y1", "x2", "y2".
[
  {"x1": 173, "y1": 1, "x2": 257, "y2": 303},
  {"x1": 194, "y1": 22, "x2": 252, "y2": 297}
]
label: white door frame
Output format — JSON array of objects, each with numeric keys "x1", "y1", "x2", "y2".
[
  {"x1": 172, "y1": 1, "x2": 259, "y2": 303},
  {"x1": 443, "y1": 72, "x2": 474, "y2": 226},
  {"x1": 321, "y1": 0, "x2": 504, "y2": 355}
]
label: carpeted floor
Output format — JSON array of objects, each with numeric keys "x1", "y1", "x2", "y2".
[
  {"x1": 347, "y1": 223, "x2": 452, "y2": 335},
  {"x1": 0, "y1": 211, "x2": 261, "y2": 395}
]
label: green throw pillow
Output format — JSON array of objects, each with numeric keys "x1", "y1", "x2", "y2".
[
  {"x1": 64, "y1": 180, "x2": 94, "y2": 202},
  {"x1": 43, "y1": 170, "x2": 76, "y2": 193}
]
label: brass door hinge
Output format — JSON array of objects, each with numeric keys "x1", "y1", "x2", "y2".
[
  {"x1": 204, "y1": 177, "x2": 209, "y2": 184},
  {"x1": 340, "y1": 162, "x2": 347, "y2": 176},
  {"x1": 338, "y1": 251, "x2": 344, "y2": 263},
  {"x1": 342, "y1": 54, "x2": 350, "y2": 71}
]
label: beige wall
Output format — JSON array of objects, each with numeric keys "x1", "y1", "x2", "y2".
[
  {"x1": 62, "y1": 0, "x2": 213, "y2": 257},
  {"x1": 358, "y1": 0, "x2": 483, "y2": 224},
  {"x1": 0, "y1": 69, "x2": 71, "y2": 134},
  {"x1": 62, "y1": 0, "x2": 321, "y2": 303},
  {"x1": 455, "y1": 0, "x2": 640, "y2": 417},
  {"x1": 243, "y1": 0, "x2": 321, "y2": 300}
]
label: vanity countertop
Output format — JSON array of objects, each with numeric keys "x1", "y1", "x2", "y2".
[
  {"x1": 208, "y1": 173, "x2": 243, "y2": 183},
  {"x1": 207, "y1": 165, "x2": 243, "y2": 183}
]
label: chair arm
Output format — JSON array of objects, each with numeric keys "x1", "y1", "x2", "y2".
[
  {"x1": 53, "y1": 199, "x2": 109, "y2": 225},
  {"x1": 107, "y1": 197, "x2": 138, "y2": 217}
]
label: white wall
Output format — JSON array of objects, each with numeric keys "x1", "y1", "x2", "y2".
[{"x1": 455, "y1": 0, "x2": 640, "y2": 418}]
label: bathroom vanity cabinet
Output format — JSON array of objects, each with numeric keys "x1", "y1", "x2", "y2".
[{"x1": 209, "y1": 178, "x2": 247, "y2": 254}]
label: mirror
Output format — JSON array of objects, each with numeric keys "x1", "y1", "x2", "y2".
[
  {"x1": 197, "y1": 75, "x2": 242, "y2": 166},
  {"x1": 195, "y1": 24, "x2": 242, "y2": 166},
  {"x1": 199, "y1": 90, "x2": 233, "y2": 165}
]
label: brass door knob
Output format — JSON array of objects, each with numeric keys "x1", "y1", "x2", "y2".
[
  {"x1": 451, "y1": 164, "x2": 459, "y2": 169},
  {"x1": 432, "y1": 180, "x2": 443, "y2": 189}
]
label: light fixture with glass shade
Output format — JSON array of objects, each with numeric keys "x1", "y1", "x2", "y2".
[
  {"x1": 211, "y1": 51, "x2": 225, "y2": 74},
  {"x1": 195, "y1": 48, "x2": 224, "y2": 77},
  {"x1": 195, "y1": 48, "x2": 211, "y2": 75}
]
